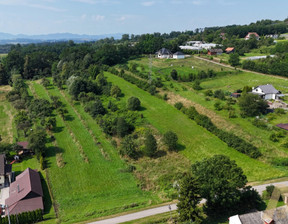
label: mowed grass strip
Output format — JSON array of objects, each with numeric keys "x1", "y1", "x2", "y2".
[
  {"x1": 105, "y1": 72, "x2": 287, "y2": 182},
  {"x1": 31, "y1": 82, "x2": 155, "y2": 223}
]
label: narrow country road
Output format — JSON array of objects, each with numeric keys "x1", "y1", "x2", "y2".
[{"x1": 88, "y1": 181, "x2": 288, "y2": 224}]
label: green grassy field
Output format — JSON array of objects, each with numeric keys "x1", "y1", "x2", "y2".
[
  {"x1": 30, "y1": 82, "x2": 157, "y2": 223},
  {"x1": 105, "y1": 72, "x2": 287, "y2": 181},
  {"x1": 127, "y1": 57, "x2": 288, "y2": 162},
  {"x1": 0, "y1": 86, "x2": 16, "y2": 143}
]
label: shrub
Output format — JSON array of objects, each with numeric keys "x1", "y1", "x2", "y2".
[
  {"x1": 163, "y1": 131, "x2": 178, "y2": 151},
  {"x1": 269, "y1": 133, "x2": 279, "y2": 142},
  {"x1": 214, "y1": 102, "x2": 223, "y2": 111},
  {"x1": 174, "y1": 102, "x2": 184, "y2": 110},
  {"x1": 204, "y1": 89, "x2": 213, "y2": 97},
  {"x1": 144, "y1": 134, "x2": 157, "y2": 157},
  {"x1": 127, "y1": 96, "x2": 141, "y2": 111}
]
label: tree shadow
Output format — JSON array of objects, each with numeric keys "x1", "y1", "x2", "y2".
[
  {"x1": 138, "y1": 106, "x2": 147, "y2": 111},
  {"x1": 39, "y1": 172, "x2": 53, "y2": 215},
  {"x1": 74, "y1": 101, "x2": 80, "y2": 106},
  {"x1": 176, "y1": 143, "x2": 186, "y2": 152},
  {"x1": 64, "y1": 114, "x2": 74, "y2": 121},
  {"x1": 52, "y1": 126, "x2": 64, "y2": 133},
  {"x1": 154, "y1": 150, "x2": 167, "y2": 158}
]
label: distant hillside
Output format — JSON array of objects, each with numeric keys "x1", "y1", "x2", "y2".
[{"x1": 0, "y1": 32, "x2": 123, "y2": 44}]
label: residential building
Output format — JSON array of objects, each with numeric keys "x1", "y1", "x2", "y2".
[
  {"x1": 251, "y1": 84, "x2": 283, "y2": 100},
  {"x1": 5, "y1": 168, "x2": 44, "y2": 215},
  {"x1": 245, "y1": 32, "x2": 260, "y2": 40},
  {"x1": 156, "y1": 48, "x2": 172, "y2": 59}
]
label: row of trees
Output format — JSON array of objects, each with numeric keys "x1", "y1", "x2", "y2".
[{"x1": 175, "y1": 102, "x2": 261, "y2": 158}]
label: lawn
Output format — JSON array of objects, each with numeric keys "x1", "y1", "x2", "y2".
[
  {"x1": 30, "y1": 82, "x2": 157, "y2": 223},
  {"x1": 105, "y1": 72, "x2": 287, "y2": 182},
  {"x1": 126, "y1": 57, "x2": 288, "y2": 165},
  {"x1": 0, "y1": 85, "x2": 15, "y2": 143}
]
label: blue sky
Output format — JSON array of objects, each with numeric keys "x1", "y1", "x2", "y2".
[{"x1": 0, "y1": 0, "x2": 287, "y2": 35}]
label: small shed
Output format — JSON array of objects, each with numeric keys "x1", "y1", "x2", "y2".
[
  {"x1": 208, "y1": 49, "x2": 223, "y2": 55},
  {"x1": 173, "y1": 51, "x2": 185, "y2": 59}
]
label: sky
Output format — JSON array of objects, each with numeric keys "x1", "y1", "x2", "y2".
[{"x1": 0, "y1": 0, "x2": 287, "y2": 35}]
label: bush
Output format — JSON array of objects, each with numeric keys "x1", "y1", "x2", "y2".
[
  {"x1": 120, "y1": 135, "x2": 138, "y2": 159},
  {"x1": 204, "y1": 89, "x2": 213, "y2": 97},
  {"x1": 174, "y1": 102, "x2": 184, "y2": 110},
  {"x1": 144, "y1": 134, "x2": 157, "y2": 157},
  {"x1": 127, "y1": 96, "x2": 141, "y2": 111},
  {"x1": 163, "y1": 131, "x2": 178, "y2": 151},
  {"x1": 214, "y1": 102, "x2": 223, "y2": 111},
  {"x1": 269, "y1": 133, "x2": 279, "y2": 142},
  {"x1": 214, "y1": 89, "x2": 226, "y2": 100}
]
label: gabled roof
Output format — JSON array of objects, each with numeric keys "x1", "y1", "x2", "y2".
[
  {"x1": 173, "y1": 51, "x2": 184, "y2": 55},
  {"x1": 255, "y1": 84, "x2": 279, "y2": 94},
  {"x1": 246, "y1": 32, "x2": 260, "y2": 37},
  {"x1": 156, "y1": 48, "x2": 172, "y2": 55},
  {"x1": 5, "y1": 168, "x2": 43, "y2": 214},
  {"x1": 226, "y1": 47, "x2": 235, "y2": 52},
  {"x1": 0, "y1": 154, "x2": 11, "y2": 176},
  {"x1": 17, "y1": 142, "x2": 29, "y2": 150}
]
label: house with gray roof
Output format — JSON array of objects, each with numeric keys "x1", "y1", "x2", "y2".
[
  {"x1": 251, "y1": 84, "x2": 283, "y2": 100},
  {"x1": 173, "y1": 51, "x2": 185, "y2": 59},
  {"x1": 156, "y1": 48, "x2": 172, "y2": 59},
  {"x1": 229, "y1": 206, "x2": 288, "y2": 224},
  {"x1": 0, "y1": 154, "x2": 12, "y2": 189}
]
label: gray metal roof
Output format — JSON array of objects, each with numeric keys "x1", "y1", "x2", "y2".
[
  {"x1": 156, "y1": 48, "x2": 172, "y2": 55},
  {"x1": 173, "y1": 51, "x2": 184, "y2": 55},
  {"x1": 237, "y1": 206, "x2": 288, "y2": 224},
  {"x1": 256, "y1": 84, "x2": 279, "y2": 94}
]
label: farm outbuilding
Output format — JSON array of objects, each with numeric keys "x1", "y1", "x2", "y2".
[
  {"x1": 208, "y1": 49, "x2": 223, "y2": 55},
  {"x1": 173, "y1": 51, "x2": 185, "y2": 59}
]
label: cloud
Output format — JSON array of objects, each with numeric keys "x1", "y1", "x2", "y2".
[
  {"x1": 141, "y1": 1, "x2": 155, "y2": 6},
  {"x1": 0, "y1": 0, "x2": 66, "y2": 12},
  {"x1": 92, "y1": 14, "x2": 105, "y2": 21},
  {"x1": 71, "y1": 0, "x2": 120, "y2": 5}
]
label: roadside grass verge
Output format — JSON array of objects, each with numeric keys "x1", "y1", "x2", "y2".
[
  {"x1": 105, "y1": 72, "x2": 287, "y2": 182},
  {"x1": 31, "y1": 82, "x2": 157, "y2": 223}
]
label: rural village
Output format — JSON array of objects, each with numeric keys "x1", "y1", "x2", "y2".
[{"x1": 1, "y1": 13, "x2": 288, "y2": 224}]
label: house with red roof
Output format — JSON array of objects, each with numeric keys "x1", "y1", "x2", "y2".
[
  {"x1": 5, "y1": 168, "x2": 44, "y2": 215},
  {"x1": 245, "y1": 32, "x2": 260, "y2": 40}
]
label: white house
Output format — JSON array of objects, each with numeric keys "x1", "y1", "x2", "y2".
[
  {"x1": 173, "y1": 51, "x2": 185, "y2": 59},
  {"x1": 245, "y1": 32, "x2": 260, "y2": 40},
  {"x1": 156, "y1": 48, "x2": 172, "y2": 59},
  {"x1": 252, "y1": 84, "x2": 283, "y2": 100}
]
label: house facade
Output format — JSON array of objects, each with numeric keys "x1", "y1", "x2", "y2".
[
  {"x1": 156, "y1": 48, "x2": 172, "y2": 59},
  {"x1": 208, "y1": 49, "x2": 223, "y2": 55},
  {"x1": 245, "y1": 32, "x2": 260, "y2": 40},
  {"x1": 173, "y1": 51, "x2": 185, "y2": 59},
  {"x1": 0, "y1": 154, "x2": 12, "y2": 189},
  {"x1": 252, "y1": 84, "x2": 282, "y2": 100}
]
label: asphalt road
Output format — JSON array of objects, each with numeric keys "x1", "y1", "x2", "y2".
[{"x1": 89, "y1": 181, "x2": 288, "y2": 224}]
